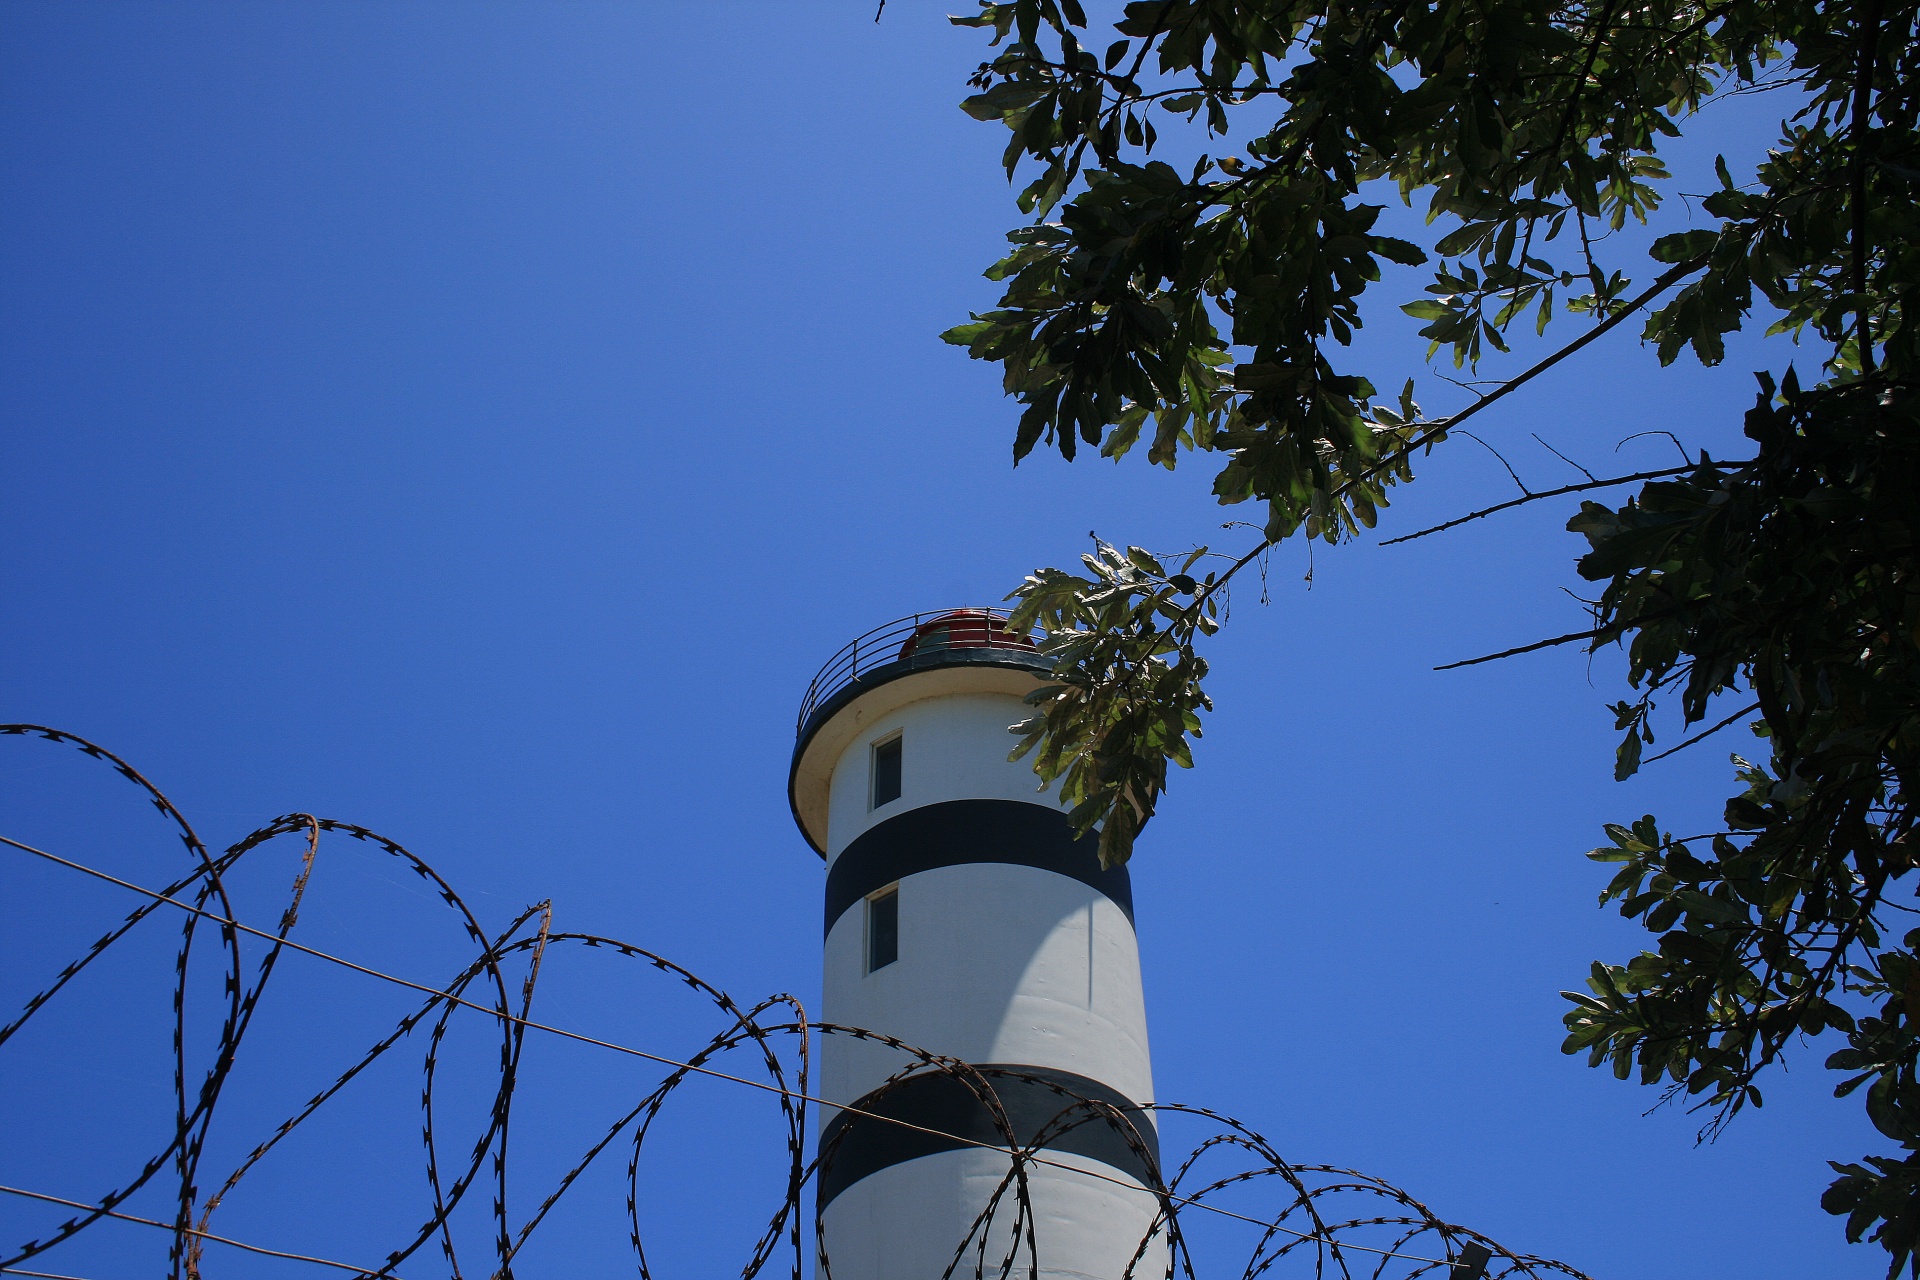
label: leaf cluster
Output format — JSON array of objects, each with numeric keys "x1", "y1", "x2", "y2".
[
  {"x1": 945, "y1": 0, "x2": 1807, "y2": 535},
  {"x1": 1005, "y1": 539, "x2": 1219, "y2": 868},
  {"x1": 945, "y1": 0, "x2": 1920, "y2": 1263},
  {"x1": 1562, "y1": 372, "x2": 1919, "y2": 1269}
]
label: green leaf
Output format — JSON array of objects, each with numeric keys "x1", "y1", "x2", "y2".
[
  {"x1": 1649, "y1": 229, "x2": 1716, "y2": 264},
  {"x1": 1614, "y1": 725, "x2": 1643, "y2": 781},
  {"x1": 959, "y1": 81, "x2": 1048, "y2": 122},
  {"x1": 945, "y1": 9, "x2": 1920, "y2": 1259}
]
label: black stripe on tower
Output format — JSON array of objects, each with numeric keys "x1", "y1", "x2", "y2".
[
  {"x1": 815, "y1": 1064, "x2": 1161, "y2": 1207},
  {"x1": 823, "y1": 798, "x2": 1134, "y2": 938}
]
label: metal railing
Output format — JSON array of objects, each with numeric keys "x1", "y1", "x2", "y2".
[{"x1": 795, "y1": 608, "x2": 1045, "y2": 738}]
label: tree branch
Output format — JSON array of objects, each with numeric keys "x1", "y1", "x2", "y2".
[
  {"x1": 1513, "y1": 0, "x2": 1625, "y2": 278},
  {"x1": 1850, "y1": 0, "x2": 1884, "y2": 371},
  {"x1": 1164, "y1": 255, "x2": 1709, "y2": 642},
  {"x1": 1022, "y1": 256, "x2": 1712, "y2": 819},
  {"x1": 1641, "y1": 701, "x2": 1763, "y2": 765},
  {"x1": 1534, "y1": 432, "x2": 1598, "y2": 481},
  {"x1": 1360, "y1": 257, "x2": 1709, "y2": 490},
  {"x1": 1433, "y1": 626, "x2": 1607, "y2": 670},
  {"x1": 1378, "y1": 460, "x2": 1749, "y2": 546}
]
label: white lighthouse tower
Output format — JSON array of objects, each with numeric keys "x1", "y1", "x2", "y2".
[{"x1": 789, "y1": 609, "x2": 1166, "y2": 1280}]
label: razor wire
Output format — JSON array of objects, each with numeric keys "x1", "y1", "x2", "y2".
[{"x1": 0, "y1": 724, "x2": 1592, "y2": 1280}]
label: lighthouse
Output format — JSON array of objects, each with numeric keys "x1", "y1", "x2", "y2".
[{"x1": 789, "y1": 609, "x2": 1165, "y2": 1280}]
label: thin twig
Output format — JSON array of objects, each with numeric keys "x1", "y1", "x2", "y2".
[
  {"x1": 1533, "y1": 432, "x2": 1598, "y2": 481},
  {"x1": 1204, "y1": 259, "x2": 1709, "y2": 600},
  {"x1": 1642, "y1": 701, "x2": 1763, "y2": 765},
  {"x1": 1379, "y1": 461, "x2": 1738, "y2": 546},
  {"x1": 1433, "y1": 626, "x2": 1606, "y2": 670},
  {"x1": 1616, "y1": 429, "x2": 1692, "y2": 464},
  {"x1": 1850, "y1": 0, "x2": 1883, "y2": 371},
  {"x1": 1459, "y1": 430, "x2": 1533, "y2": 494}
]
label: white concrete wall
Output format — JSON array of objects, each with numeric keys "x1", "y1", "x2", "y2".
[
  {"x1": 820, "y1": 1146, "x2": 1169, "y2": 1280},
  {"x1": 824, "y1": 692, "x2": 1058, "y2": 862},
  {"x1": 821, "y1": 863, "x2": 1150, "y2": 1108}
]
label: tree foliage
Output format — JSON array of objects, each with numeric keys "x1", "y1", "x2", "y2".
[{"x1": 943, "y1": 0, "x2": 1919, "y2": 1267}]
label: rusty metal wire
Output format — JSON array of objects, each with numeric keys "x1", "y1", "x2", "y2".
[{"x1": 0, "y1": 725, "x2": 1592, "y2": 1280}]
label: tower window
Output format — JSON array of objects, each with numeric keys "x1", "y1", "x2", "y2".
[
  {"x1": 870, "y1": 734, "x2": 902, "y2": 809},
  {"x1": 866, "y1": 886, "x2": 898, "y2": 973}
]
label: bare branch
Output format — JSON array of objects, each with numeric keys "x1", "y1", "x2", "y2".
[
  {"x1": 1434, "y1": 626, "x2": 1607, "y2": 670},
  {"x1": 1641, "y1": 701, "x2": 1763, "y2": 765},
  {"x1": 1204, "y1": 258, "x2": 1711, "y2": 601},
  {"x1": 1378, "y1": 461, "x2": 1743, "y2": 546},
  {"x1": 1460, "y1": 430, "x2": 1534, "y2": 495},
  {"x1": 1533, "y1": 432, "x2": 1598, "y2": 481},
  {"x1": 1851, "y1": 0, "x2": 1884, "y2": 371},
  {"x1": 1616, "y1": 429, "x2": 1692, "y2": 465}
]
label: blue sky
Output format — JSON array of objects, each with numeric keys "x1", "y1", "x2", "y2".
[{"x1": 0, "y1": 4, "x2": 1866, "y2": 1278}]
